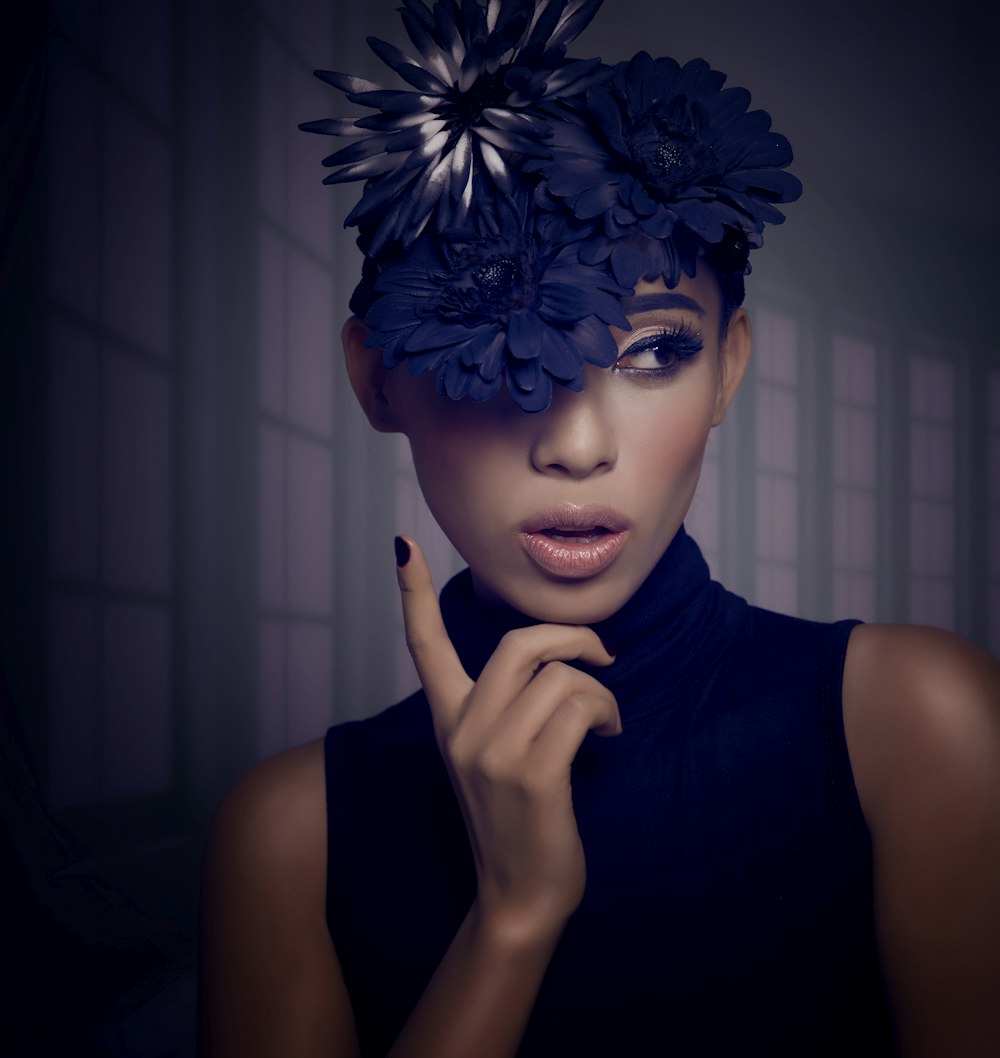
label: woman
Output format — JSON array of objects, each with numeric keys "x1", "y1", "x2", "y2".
[{"x1": 200, "y1": 1, "x2": 1000, "y2": 1054}]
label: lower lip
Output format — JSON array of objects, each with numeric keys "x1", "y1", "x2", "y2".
[{"x1": 518, "y1": 530, "x2": 629, "y2": 579}]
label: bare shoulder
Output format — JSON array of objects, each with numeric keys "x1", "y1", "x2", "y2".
[
  {"x1": 201, "y1": 737, "x2": 361, "y2": 1058},
  {"x1": 207, "y1": 737, "x2": 328, "y2": 872},
  {"x1": 842, "y1": 624, "x2": 1000, "y2": 1057},
  {"x1": 843, "y1": 623, "x2": 1000, "y2": 822},
  {"x1": 844, "y1": 621, "x2": 999, "y2": 713}
]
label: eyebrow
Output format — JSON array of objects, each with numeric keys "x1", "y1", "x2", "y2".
[{"x1": 620, "y1": 293, "x2": 705, "y2": 317}]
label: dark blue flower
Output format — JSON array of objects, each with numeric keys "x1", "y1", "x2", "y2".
[
  {"x1": 299, "y1": 0, "x2": 609, "y2": 257},
  {"x1": 363, "y1": 186, "x2": 631, "y2": 412},
  {"x1": 529, "y1": 52, "x2": 803, "y2": 287}
]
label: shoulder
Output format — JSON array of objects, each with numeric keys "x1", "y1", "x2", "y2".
[
  {"x1": 202, "y1": 739, "x2": 361, "y2": 1057},
  {"x1": 842, "y1": 624, "x2": 1000, "y2": 1055},
  {"x1": 843, "y1": 623, "x2": 1000, "y2": 823},
  {"x1": 207, "y1": 737, "x2": 328, "y2": 875}
]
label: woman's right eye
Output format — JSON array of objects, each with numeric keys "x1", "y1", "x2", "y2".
[{"x1": 614, "y1": 322, "x2": 704, "y2": 378}]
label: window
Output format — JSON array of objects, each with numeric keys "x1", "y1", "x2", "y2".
[
  {"x1": 831, "y1": 335, "x2": 878, "y2": 620},
  {"x1": 908, "y1": 354, "x2": 956, "y2": 629},
  {"x1": 255, "y1": 5, "x2": 339, "y2": 758},
  {"x1": 752, "y1": 308, "x2": 800, "y2": 614},
  {"x1": 686, "y1": 426, "x2": 723, "y2": 580},
  {"x1": 46, "y1": 5, "x2": 175, "y2": 806}
]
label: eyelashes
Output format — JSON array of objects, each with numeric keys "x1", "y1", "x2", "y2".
[{"x1": 613, "y1": 320, "x2": 704, "y2": 381}]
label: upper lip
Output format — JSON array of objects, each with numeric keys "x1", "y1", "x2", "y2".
[{"x1": 520, "y1": 503, "x2": 631, "y2": 535}]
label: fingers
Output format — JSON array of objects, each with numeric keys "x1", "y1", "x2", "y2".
[
  {"x1": 526, "y1": 688, "x2": 621, "y2": 779},
  {"x1": 499, "y1": 661, "x2": 621, "y2": 743},
  {"x1": 469, "y1": 624, "x2": 615, "y2": 731},
  {"x1": 396, "y1": 534, "x2": 618, "y2": 743},
  {"x1": 467, "y1": 674, "x2": 620, "y2": 797},
  {"x1": 395, "y1": 536, "x2": 473, "y2": 727},
  {"x1": 477, "y1": 661, "x2": 621, "y2": 767}
]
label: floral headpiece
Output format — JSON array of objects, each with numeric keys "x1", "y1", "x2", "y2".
[{"x1": 301, "y1": 0, "x2": 801, "y2": 412}]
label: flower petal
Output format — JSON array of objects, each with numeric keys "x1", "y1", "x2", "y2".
[{"x1": 366, "y1": 35, "x2": 451, "y2": 94}]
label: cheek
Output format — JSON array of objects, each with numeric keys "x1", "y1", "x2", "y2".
[
  {"x1": 621, "y1": 384, "x2": 718, "y2": 498},
  {"x1": 405, "y1": 421, "x2": 514, "y2": 542}
]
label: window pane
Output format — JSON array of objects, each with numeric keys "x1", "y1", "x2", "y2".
[
  {"x1": 259, "y1": 424, "x2": 286, "y2": 608},
  {"x1": 755, "y1": 563, "x2": 797, "y2": 614},
  {"x1": 848, "y1": 409, "x2": 876, "y2": 488},
  {"x1": 910, "y1": 579, "x2": 953, "y2": 630},
  {"x1": 834, "y1": 490, "x2": 876, "y2": 571},
  {"x1": 833, "y1": 337, "x2": 876, "y2": 408},
  {"x1": 288, "y1": 63, "x2": 336, "y2": 258},
  {"x1": 287, "y1": 250, "x2": 333, "y2": 437},
  {"x1": 259, "y1": 227, "x2": 285, "y2": 414},
  {"x1": 287, "y1": 623, "x2": 333, "y2": 745},
  {"x1": 258, "y1": 32, "x2": 286, "y2": 217},
  {"x1": 757, "y1": 385, "x2": 799, "y2": 475},
  {"x1": 755, "y1": 310, "x2": 798, "y2": 385},
  {"x1": 102, "y1": 603, "x2": 171, "y2": 798},
  {"x1": 102, "y1": 350, "x2": 172, "y2": 592},
  {"x1": 48, "y1": 597, "x2": 100, "y2": 806},
  {"x1": 910, "y1": 499, "x2": 953, "y2": 578},
  {"x1": 687, "y1": 457, "x2": 719, "y2": 554},
  {"x1": 287, "y1": 437, "x2": 333, "y2": 615},
  {"x1": 832, "y1": 571, "x2": 876, "y2": 622},
  {"x1": 259, "y1": 621, "x2": 286, "y2": 760},
  {"x1": 756, "y1": 474, "x2": 798, "y2": 562},
  {"x1": 102, "y1": 95, "x2": 172, "y2": 357},
  {"x1": 911, "y1": 356, "x2": 954, "y2": 422}
]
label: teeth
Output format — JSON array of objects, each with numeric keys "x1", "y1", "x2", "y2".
[{"x1": 542, "y1": 527, "x2": 607, "y2": 543}]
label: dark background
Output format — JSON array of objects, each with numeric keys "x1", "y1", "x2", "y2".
[{"x1": 3, "y1": 1, "x2": 999, "y2": 1053}]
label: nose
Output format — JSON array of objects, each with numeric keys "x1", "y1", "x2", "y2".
[{"x1": 528, "y1": 366, "x2": 618, "y2": 479}]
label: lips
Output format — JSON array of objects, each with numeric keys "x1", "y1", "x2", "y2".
[{"x1": 518, "y1": 504, "x2": 631, "y2": 579}]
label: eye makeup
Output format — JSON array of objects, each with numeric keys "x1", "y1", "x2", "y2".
[{"x1": 613, "y1": 319, "x2": 704, "y2": 383}]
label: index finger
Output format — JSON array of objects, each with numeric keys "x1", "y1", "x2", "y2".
[{"x1": 395, "y1": 535, "x2": 474, "y2": 726}]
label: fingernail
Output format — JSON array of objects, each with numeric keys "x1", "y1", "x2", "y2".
[{"x1": 394, "y1": 536, "x2": 410, "y2": 567}]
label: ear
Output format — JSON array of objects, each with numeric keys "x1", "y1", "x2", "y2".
[
  {"x1": 342, "y1": 316, "x2": 403, "y2": 433},
  {"x1": 712, "y1": 307, "x2": 751, "y2": 426}
]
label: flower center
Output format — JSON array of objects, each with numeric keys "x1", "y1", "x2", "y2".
[
  {"x1": 653, "y1": 140, "x2": 689, "y2": 178},
  {"x1": 472, "y1": 253, "x2": 524, "y2": 302},
  {"x1": 440, "y1": 68, "x2": 509, "y2": 131},
  {"x1": 627, "y1": 100, "x2": 720, "y2": 195}
]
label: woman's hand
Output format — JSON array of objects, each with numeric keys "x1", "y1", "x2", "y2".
[{"x1": 395, "y1": 536, "x2": 622, "y2": 940}]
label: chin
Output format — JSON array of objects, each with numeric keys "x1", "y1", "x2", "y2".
[{"x1": 487, "y1": 570, "x2": 639, "y2": 626}]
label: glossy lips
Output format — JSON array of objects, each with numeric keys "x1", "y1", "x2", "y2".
[{"x1": 518, "y1": 504, "x2": 630, "y2": 579}]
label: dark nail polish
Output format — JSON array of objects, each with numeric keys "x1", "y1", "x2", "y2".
[{"x1": 394, "y1": 536, "x2": 410, "y2": 567}]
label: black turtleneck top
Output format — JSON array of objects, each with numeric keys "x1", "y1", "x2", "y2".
[{"x1": 324, "y1": 528, "x2": 894, "y2": 1056}]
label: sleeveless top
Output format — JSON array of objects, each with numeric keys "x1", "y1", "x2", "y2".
[{"x1": 324, "y1": 527, "x2": 894, "y2": 1056}]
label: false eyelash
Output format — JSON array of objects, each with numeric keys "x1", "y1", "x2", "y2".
[{"x1": 614, "y1": 320, "x2": 704, "y2": 380}]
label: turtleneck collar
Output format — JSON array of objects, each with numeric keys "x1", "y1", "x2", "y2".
[{"x1": 438, "y1": 526, "x2": 749, "y2": 720}]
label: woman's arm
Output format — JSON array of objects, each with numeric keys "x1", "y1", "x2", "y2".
[
  {"x1": 199, "y1": 739, "x2": 361, "y2": 1058},
  {"x1": 844, "y1": 623, "x2": 1000, "y2": 1057}
]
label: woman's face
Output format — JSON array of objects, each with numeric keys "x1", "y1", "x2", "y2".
[{"x1": 350, "y1": 264, "x2": 750, "y2": 624}]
